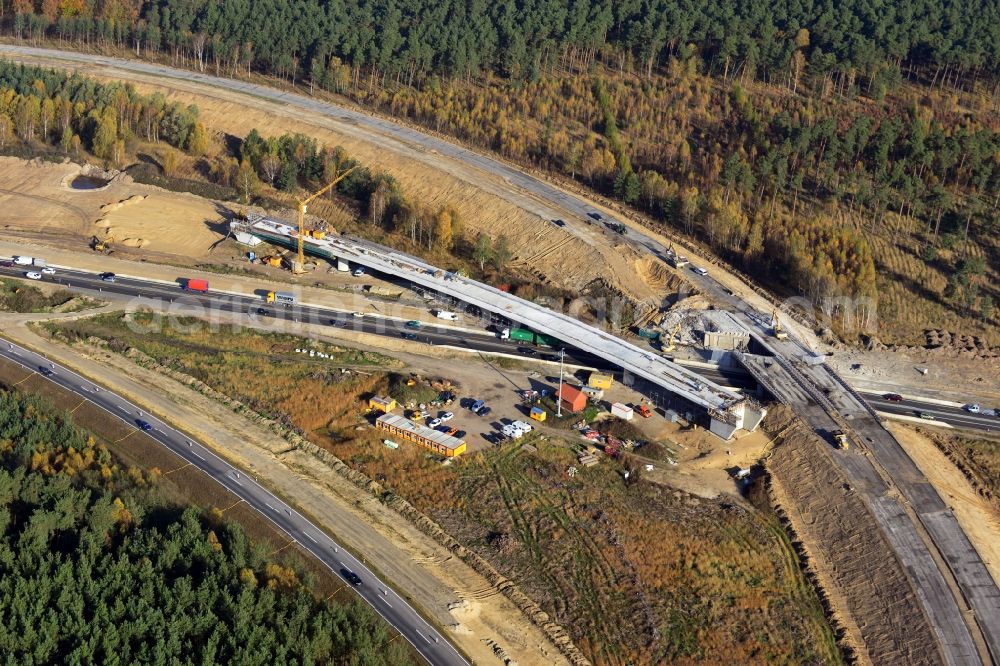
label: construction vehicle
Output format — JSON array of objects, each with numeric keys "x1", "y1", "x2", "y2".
[
  {"x1": 771, "y1": 310, "x2": 789, "y2": 340},
  {"x1": 91, "y1": 234, "x2": 116, "y2": 255},
  {"x1": 661, "y1": 323, "x2": 681, "y2": 353},
  {"x1": 293, "y1": 166, "x2": 359, "y2": 273},
  {"x1": 831, "y1": 430, "x2": 849, "y2": 450},
  {"x1": 260, "y1": 255, "x2": 284, "y2": 268}
]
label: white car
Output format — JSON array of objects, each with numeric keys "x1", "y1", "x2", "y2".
[
  {"x1": 440, "y1": 412, "x2": 454, "y2": 422},
  {"x1": 352, "y1": 312, "x2": 365, "y2": 318},
  {"x1": 692, "y1": 266, "x2": 709, "y2": 276},
  {"x1": 428, "y1": 418, "x2": 442, "y2": 428},
  {"x1": 501, "y1": 425, "x2": 522, "y2": 439},
  {"x1": 40, "y1": 267, "x2": 56, "y2": 275},
  {"x1": 24, "y1": 271, "x2": 42, "y2": 280},
  {"x1": 512, "y1": 420, "x2": 533, "y2": 433},
  {"x1": 352, "y1": 268, "x2": 365, "y2": 277},
  {"x1": 965, "y1": 404, "x2": 981, "y2": 414}
]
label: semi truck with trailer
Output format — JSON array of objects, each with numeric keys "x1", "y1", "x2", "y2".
[
  {"x1": 266, "y1": 291, "x2": 295, "y2": 305},
  {"x1": 498, "y1": 327, "x2": 560, "y2": 347}
]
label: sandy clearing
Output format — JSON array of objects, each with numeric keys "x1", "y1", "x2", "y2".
[
  {"x1": 0, "y1": 156, "x2": 226, "y2": 257},
  {"x1": 888, "y1": 423, "x2": 1000, "y2": 586},
  {"x1": 4, "y1": 50, "x2": 668, "y2": 304}
]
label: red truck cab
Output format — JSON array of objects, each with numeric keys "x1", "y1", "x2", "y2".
[{"x1": 185, "y1": 278, "x2": 209, "y2": 292}]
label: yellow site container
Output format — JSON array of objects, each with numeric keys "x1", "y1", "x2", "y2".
[
  {"x1": 530, "y1": 406, "x2": 547, "y2": 422},
  {"x1": 588, "y1": 373, "x2": 613, "y2": 390}
]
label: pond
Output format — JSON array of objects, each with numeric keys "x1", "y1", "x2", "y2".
[{"x1": 69, "y1": 175, "x2": 110, "y2": 190}]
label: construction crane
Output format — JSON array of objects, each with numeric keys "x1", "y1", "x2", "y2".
[
  {"x1": 771, "y1": 309, "x2": 788, "y2": 340},
  {"x1": 293, "y1": 166, "x2": 359, "y2": 274},
  {"x1": 662, "y1": 323, "x2": 681, "y2": 353}
]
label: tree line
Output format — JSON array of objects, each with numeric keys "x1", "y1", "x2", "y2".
[
  {"x1": 2, "y1": 0, "x2": 998, "y2": 90},
  {"x1": 0, "y1": 387, "x2": 414, "y2": 664},
  {"x1": 0, "y1": 59, "x2": 202, "y2": 161}
]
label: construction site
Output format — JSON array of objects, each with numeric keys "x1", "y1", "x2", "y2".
[{"x1": 0, "y1": 44, "x2": 998, "y2": 666}]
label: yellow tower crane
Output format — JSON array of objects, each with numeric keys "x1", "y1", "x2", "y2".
[{"x1": 292, "y1": 166, "x2": 359, "y2": 274}]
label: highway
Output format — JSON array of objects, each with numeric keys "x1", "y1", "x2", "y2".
[
  {"x1": 0, "y1": 337, "x2": 468, "y2": 666},
  {"x1": 5, "y1": 264, "x2": 996, "y2": 437}
]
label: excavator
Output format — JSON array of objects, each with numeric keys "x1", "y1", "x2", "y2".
[
  {"x1": 661, "y1": 323, "x2": 681, "y2": 353},
  {"x1": 771, "y1": 309, "x2": 789, "y2": 340},
  {"x1": 292, "y1": 166, "x2": 359, "y2": 274},
  {"x1": 91, "y1": 232, "x2": 116, "y2": 255}
]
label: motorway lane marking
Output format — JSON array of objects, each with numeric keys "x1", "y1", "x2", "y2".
[
  {"x1": 190, "y1": 450, "x2": 206, "y2": 461},
  {"x1": 116, "y1": 405, "x2": 130, "y2": 413},
  {"x1": 305, "y1": 533, "x2": 317, "y2": 543},
  {"x1": 265, "y1": 503, "x2": 277, "y2": 512}
]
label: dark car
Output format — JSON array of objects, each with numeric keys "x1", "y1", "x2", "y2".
[
  {"x1": 342, "y1": 569, "x2": 363, "y2": 586},
  {"x1": 255, "y1": 308, "x2": 273, "y2": 317},
  {"x1": 405, "y1": 320, "x2": 422, "y2": 329},
  {"x1": 476, "y1": 406, "x2": 492, "y2": 417},
  {"x1": 588, "y1": 212, "x2": 602, "y2": 221},
  {"x1": 328, "y1": 318, "x2": 345, "y2": 326},
  {"x1": 137, "y1": 420, "x2": 152, "y2": 431},
  {"x1": 402, "y1": 332, "x2": 418, "y2": 340},
  {"x1": 38, "y1": 366, "x2": 53, "y2": 376},
  {"x1": 0, "y1": 260, "x2": 12, "y2": 267},
  {"x1": 516, "y1": 347, "x2": 537, "y2": 356},
  {"x1": 552, "y1": 219, "x2": 566, "y2": 227},
  {"x1": 883, "y1": 393, "x2": 903, "y2": 402},
  {"x1": 100, "y1": 272, "x2": 116, "y2": 282}
]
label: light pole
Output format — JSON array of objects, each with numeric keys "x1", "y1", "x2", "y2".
[{"x1": 557, "y1": 348, "x2": 565, "y2": 418}]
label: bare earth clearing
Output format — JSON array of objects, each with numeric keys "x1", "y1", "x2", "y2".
[{"x1": 2, "y1": 50, "x2": 670, "y2": 305}]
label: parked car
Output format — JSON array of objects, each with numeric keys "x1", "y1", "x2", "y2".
[
  {"x1": 24, "y1": 271, "x2": 42, "y2": 280},
  {"x1": 428, "y1": 418, "x2": 442, "y2": 428},
  {"x1": 40, "y1": 267, "x2": 56, "y2": 275},
  {"x1": 470, "y1": 399, "x2": 485, "y2": 412},
  {"x1": 883, "y1": 393, "x2": 904, "y2": 402},
  {"x1": 352, "y1": 267, "x2": 365, "y2": 277},
  {"x1": 440, "y1": 412, "x2": 454, "y2": 422},
  {"x1": 475, "y1": 406, "x2": 492, "y2": 417}
]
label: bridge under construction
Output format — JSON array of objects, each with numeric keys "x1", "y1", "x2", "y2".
[{"x1": 231, "y1": 214, "x2": 766, "y2": 439}]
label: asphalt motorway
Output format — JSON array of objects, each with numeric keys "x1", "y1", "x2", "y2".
[
  {"x1": 7, "y1": 264, "x2": 998, "y2": 437},
  {"x1": 0, "y1": 339, "x2": 469, "y2": 666}
]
